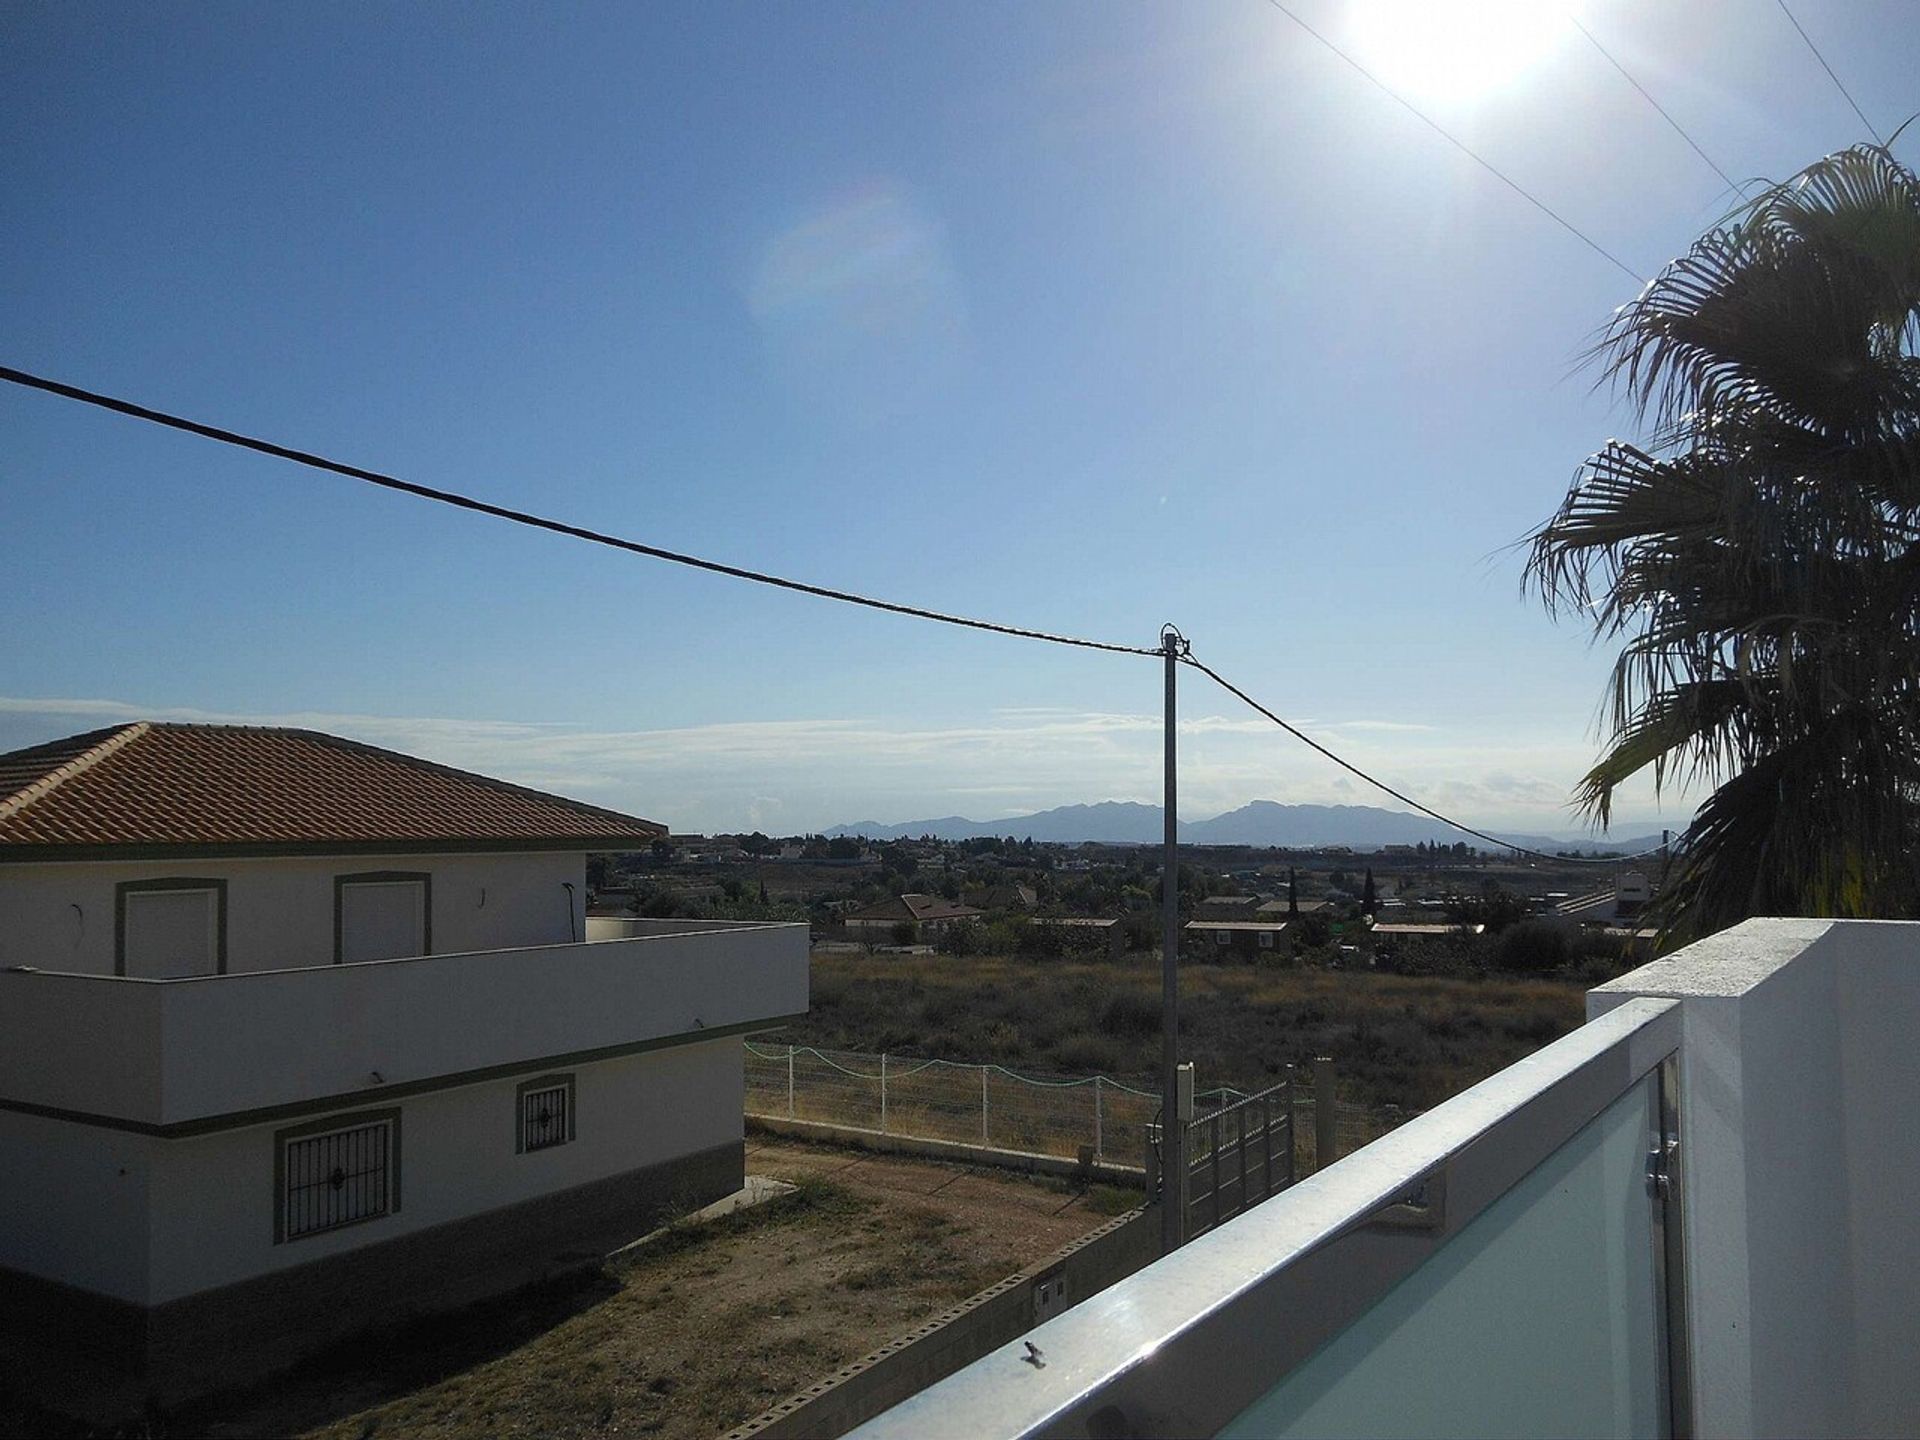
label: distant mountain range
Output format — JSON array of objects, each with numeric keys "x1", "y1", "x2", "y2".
[{"x1": 825, "y1": 800, "x2": 1663, "y2": 855}]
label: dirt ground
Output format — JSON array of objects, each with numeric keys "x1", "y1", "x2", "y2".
[{"x1": 2, "y1": 1139, "x2": 1128, "y2": 1440}]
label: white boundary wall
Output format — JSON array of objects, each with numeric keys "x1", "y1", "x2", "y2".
[
  {"x1": 0, "y1": 923, "x2": 807, "y2": 1126},
  {"x1": 1591, "y1": 918, "x2": 1920, "y2": 1439}
]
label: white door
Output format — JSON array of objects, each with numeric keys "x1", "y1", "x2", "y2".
[
  {"x1": 123, "y1": 888, "x2": 219, "y2": 978},
  {"x1": 339, "y1": 880, "x2": 427, "y2": 963}
]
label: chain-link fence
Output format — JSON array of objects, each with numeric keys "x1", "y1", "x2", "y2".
[
  {"x1": 745, "y1": 1042, "x2": 1419, "y2": 1174},
  {"x1": 745, "y1": 1042, "x2": 1161, "y2": 1167},
  {"x1": 1289, "y1": 1096, "x2": 1416, "y2": 1173}
]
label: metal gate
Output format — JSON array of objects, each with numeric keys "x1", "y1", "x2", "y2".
[{"x1": 1183, "y1": 1080, "x2": 1294, "y2": 1239}]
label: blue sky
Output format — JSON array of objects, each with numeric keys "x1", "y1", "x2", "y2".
[{"x1": 4, "y1": 2, "x2": 1913, "y2": 835}]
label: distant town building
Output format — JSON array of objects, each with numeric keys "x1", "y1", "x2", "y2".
[
  {"x1": 844, "y1": 893, "x2": 984, "y2": 935},
  {"x1": 1553, "y1": 873, "x2": 1654, "y2": 927},
  {"x1": 1194, "y1": 894, "x2": 1261, "y2": 920},
  {"x1": 1184, "y1": 919, "x2": 1290, "y2": 959},
  {"x1": 971, "y1": 882, "x2": 1038, "y2": 911},
  {"x1": 1255, "y1": 898, "x2": 1326, "y2": 919}
]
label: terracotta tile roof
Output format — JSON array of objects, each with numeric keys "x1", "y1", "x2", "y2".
[
  {"x1": 845, "y1": 893, "x2": 984, "y2": 924},
  {"x1": 0, "y1": 722, "x2": 665, "y2": 859}
]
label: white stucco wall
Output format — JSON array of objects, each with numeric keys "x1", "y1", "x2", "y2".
[
  {"x1": 144, "y1": 1036, "x2": 743, "y2": 1302},
  {"x1": 0, "y1": 1110, "x2": 156, "y2": 1303},
  {"x1": 1591, "y1": 918, "x2": 1920, "y2": 1440},
  {"x1": 1833, "y1": 924, "x2": 1920, "y2": 1435},
  {"x1": 0, "y1": 851, "x2": 587, "y2": 975},
  {"x1": 0, "y1": 1038, "x2": 743, "y2": 1305}
]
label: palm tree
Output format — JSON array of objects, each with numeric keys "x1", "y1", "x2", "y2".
[{"x1": 1528, "y1": 142, "x2": 1920, "y2": 944}]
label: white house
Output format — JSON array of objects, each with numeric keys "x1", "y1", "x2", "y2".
[{"x1": 0, "y1": 722, "x2": 808, "y2": 1400}]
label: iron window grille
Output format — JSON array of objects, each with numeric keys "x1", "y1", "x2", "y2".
[
  {"x1": 517, "y1": 1075, "x2": 575, "y2": 1153},
  {"x1": 277, "y1": 1112, "x2": 399, "y2": 1242}
]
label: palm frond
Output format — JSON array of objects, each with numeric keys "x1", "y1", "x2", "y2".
[{"x1": 1534, "y1": 141, "x2": 1920, "y2": 939}]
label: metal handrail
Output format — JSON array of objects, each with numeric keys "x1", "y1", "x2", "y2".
[{"x1": 849, "y1": 995, "x2": 1687, "y2": 1440}]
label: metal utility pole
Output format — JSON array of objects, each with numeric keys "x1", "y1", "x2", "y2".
[{"x1": 1160, "y1": 624, "x2": 1188, "y2": 1254}]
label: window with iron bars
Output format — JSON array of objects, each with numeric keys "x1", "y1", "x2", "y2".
[
  {"x1": 517, "y1": 1075, "x2": 575, "y2": 1153},
  {"x1": 276, "y1": 1110, "x2": 399, "y2": 1242}
]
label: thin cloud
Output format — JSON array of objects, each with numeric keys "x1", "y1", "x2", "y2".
[{"x1": 0, "y1": 694, "x2": 1689, "y2": 836}]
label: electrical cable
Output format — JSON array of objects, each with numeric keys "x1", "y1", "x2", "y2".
[
  {"x1": 1181, "y1": 651, "x2": 1673, "y2": 865},
  {"x1": 1774, "y1": 0, "x2": 1883, "y2": 143},
  {"x1": 1567, "y1": 16, "x2": 1748, "y2": 198},
  {"x1": 3, "y1": 362, "x2": 1672, "y2": 866},
  {"x1": 1257, "y1": 0, "x2": 1648, "y2": 285},
  {"x1": 0, "y1": 365, "x2": 1160, "y2": 659}
]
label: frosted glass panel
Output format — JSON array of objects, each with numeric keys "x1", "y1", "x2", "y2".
[{"x1": 1222, "y1": 1077, "x2": 1662, "y2": 1440}]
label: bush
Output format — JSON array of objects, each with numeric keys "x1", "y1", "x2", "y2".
[
  {"x1": 1120, "y1": 913, "x2": 1156, "y2": 952},
  {"x1": 1016, "y1": 922, "x2": 1066, "y2": 958},
  {"x1": 1493, "y1": 920, "x2": 1571, "y2": 973},
  {"x1": 936, "y1": 920, "x2": 981, "y2": 955},
  {"x1": 1098, "y1": 990, "x2": 1162, "y2": 1040},
  {"x1": 1051, "y1": 1033, "x2": 1122, "y2": 1075}
]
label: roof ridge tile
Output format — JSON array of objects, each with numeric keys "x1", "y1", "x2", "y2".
[{"x1": 0, "y1": 722, "x2": 148, "y2": 825}]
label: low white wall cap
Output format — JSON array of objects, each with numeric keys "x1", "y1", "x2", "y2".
[{"x1": 1592, "y1": 916, "x2": 1835, "y2": 1002}]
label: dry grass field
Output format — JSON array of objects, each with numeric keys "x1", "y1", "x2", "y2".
[
  {"x1": 1, "y1": 1141, "x2": 1115, "y2": 1440},
  {"x1": 788, "y1": 952, "x2": 1589, "y2": 1111}
]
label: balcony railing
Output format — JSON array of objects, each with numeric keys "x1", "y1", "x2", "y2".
[
  {"x1": 0, "y1": 919, "x2": 809, "y2": 1130},
  {"x1": 852, "y1": 918, "x2": 1920, "y2": 1439}
]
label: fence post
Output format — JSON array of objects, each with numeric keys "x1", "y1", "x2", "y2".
[
  {"x1": 787, "y1": 1044, "x2": 796, "y2": 1120},
  {"x1": 1094, "y1": 1076, "x2": 1104, "y2": 1163},
  {"x1": 881, "y1": 1052, "x2": 889, "y2": 1134},
  {"x1": 981, "y1": 1065, "x2": 990, "y2": 1145},
  {"x1": 1313, "y1": 1055, "x2": 1338, "y2": 1170},
  {"x1": 1211, "y1": 1112, "x2": 1223, "y2": 1231},
  {"x1": 1262, "y1": 1092, "x2": 1273, "y2": 1199},
  {"x1": 1238, "y1": 1105, "x2": 1248, "y2": 1217},
  {"x1": 1175, "y1": 1062, "x2": 1195, "y2": 1245},
  {"x1": 1285, "y1": 1064, "x2": 1300, "y2": 1183}
]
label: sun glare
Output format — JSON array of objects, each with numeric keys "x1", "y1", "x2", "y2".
[{"x1": 1349, "y1": 0, "x2": 1572, "y2": 103}]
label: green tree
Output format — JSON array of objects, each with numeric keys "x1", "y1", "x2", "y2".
[
  {"x1": 1360, "y1": 868, "x2": 1378, "y2": 915},
  {"x1": 1528, "y1": 143, "x2": 1920, "y2": 942}
]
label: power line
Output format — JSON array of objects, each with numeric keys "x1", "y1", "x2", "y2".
[
  {"x1": 0, "y1": 364, "x2": 1160, "y2": 659},
  {"x1": 1258, "y1": 0, "x2": 1647, "y2": 286},
  {"x1": 1775, "y1": 0, "x2": 1883, "y2": 143},
  {"x1": 2, "y1": 361, "x2": 1669, "y2": 865},
  {"x1": 1181, "y1": 651, "x2": 1671, "y2": 865},
  {"x1": 1567, "y1": 16, "x2": 1748, "y2": 199}
]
